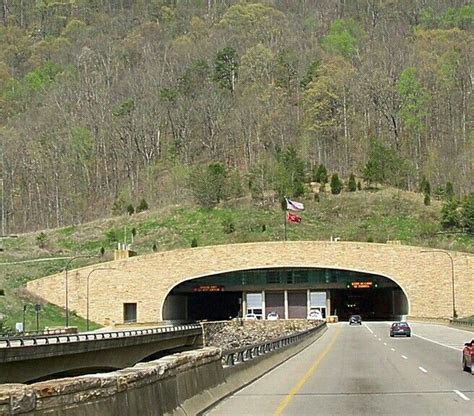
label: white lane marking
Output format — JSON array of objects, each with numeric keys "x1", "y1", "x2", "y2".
[
  {"x1": 401, "y1": 355, "x2": 408, "y2": 359},
  {"x1": 383, "y1": 342, "x2": 387, "y2": 346},
  {"x1": 391, "y1": 348, "x2": 395, "y2": 351},
  {"x1": 412, "y1": 333, "x2": 462, "y2": 351},
  {"x1": 453, "y1": 390, "x2": 470, "y2": 401},
  {"x1": 418, "y1": 366, "x2": 428, "y2": 373},
  {"x1": 378, "y1": 338, "x2": 382, "y2": 341},
  {"x1": 364, "y1": 324, "x2": 374, "y2": 334}
]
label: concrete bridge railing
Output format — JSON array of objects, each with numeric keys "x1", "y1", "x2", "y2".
[
  {"x1": 0, "y1": 324, "x2": 202, "y2": 384},
  {"x1": 0, "y1": 322, "x2": 327, "y2": 415}
]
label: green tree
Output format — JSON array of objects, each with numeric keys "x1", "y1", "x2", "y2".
[
  {"x1": 362, "y1": 140, "x2": 409, "y2": 188},
  {"x1": 462, "y1": 193, "x2": 474, "y2": 234},
  {"x1": 445, "y1": 182, "x2": 455, "y2": 200},
  {"x1": 321, "y1": 19, "x2": 365, "y2": 59},
  {"x1": 313, "y1": 164, "x2": 328, "y2": 185},
  {"x1": 441, "y1": 198, "x2": 462, "y2": 229},
  {"x1": 397, "y1": 67, "x2": 429, "y2": 132},
  {"x1": 214, "y1": 47, "x2": 238, "y2": 94},
  {"x1": 330, "y1": 173, "x2": 343, "y2": 195},
  {"x1": 273, "y1": 147, "x2": 306, "y2": 198},
  {"x1": 347, "y1": 173, "x2": 356, "y2": 192},
  {"x1": 189, "y1": 162, "x2": 227, "y2": 208}
]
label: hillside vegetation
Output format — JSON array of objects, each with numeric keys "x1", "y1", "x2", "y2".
[
  {"x1": 0, "y1": 0, "x2": 472, "y2": 234},
  {"x1": 0, "y1": 187, "x2": 472, "y2": 333}
]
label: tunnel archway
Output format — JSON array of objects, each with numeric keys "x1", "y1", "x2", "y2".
[{"x1": 163, "y1": 267, "x2": 409, "y2": 321}]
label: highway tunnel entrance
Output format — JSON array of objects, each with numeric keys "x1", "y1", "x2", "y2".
[{"x1": 163, "y1": 268, "x2": 409, "y2": 321}]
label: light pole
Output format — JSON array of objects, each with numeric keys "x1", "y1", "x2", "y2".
[
  {"x1": 86, "y1": 267, "x2": 116, "y2": 331},
  {"x1": 420, "y1": 250, "x2": 456, "y2": 320},
  {"x1": 64, "y1": 254, "x2": 97, "y2": 327},
  {"x1": 22, "y1": 304, "x2": 27, "y2": 334}
]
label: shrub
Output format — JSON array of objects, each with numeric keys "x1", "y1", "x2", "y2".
[
  {"x1": 136, "y1": 198, "x2": 149, "y2": 213},
  {"x1": 424, "y1": 194, "x2": 431, "y2": 206},
  {"x1": 152, "y1": 243, "x2": 158, "y2": 252},
  {"x1": 191, "y1": 238, "x2": 198, "y2": 247},
  {"x1": 357, "y1": 180, "x2": 362, "y2": 191},
  {"x1": 127, "y1": 204, "x2": 135, "y2": 215},
  {"x1": 222, "y1": 217, "x2": 235, "y2": 234},
  {"x1": 36, "y1": 232, "x2": 47, "y2": 249}
]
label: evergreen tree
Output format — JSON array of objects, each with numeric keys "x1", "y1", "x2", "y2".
[
  {"x1": 136, "y1": 198, "x2": 149, "y2": 213},
  {"x1": 330, "y1": 173, "x2": 343, "y2": 195},
  {"x1": 314, "y1": 163, "x2": 328, "y2": 185},
  {"x1": 445, "y1": 182, "x2": 455, "y2": 200},
  {"x1": 348, "y1": 173, "x2": 356, "y2": 192},
  {"x1": 441, "y1": 198, "x2": 461, "y2": 229},
  {"x1": 463, "y1": 193, "x2": 474, "y2": 234},
  {"x1": 214, "y1": 47, "x2": 239, "y2": 93}
]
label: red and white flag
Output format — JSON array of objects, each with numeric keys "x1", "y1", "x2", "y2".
[
  {"x1": 287, "y1": 212, "x2": 302, "y2": 224},
  {"x1": 286, "y1": 198, "x2": 304, "y2": 211}
]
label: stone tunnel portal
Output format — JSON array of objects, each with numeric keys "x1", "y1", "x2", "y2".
[{"x1": 163, "y1": 268, "x2": 409, "y2": 322}]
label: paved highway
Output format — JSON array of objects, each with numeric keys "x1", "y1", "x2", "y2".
[{"x1": 206, "y1": 322, "x2": 473, "y2": 415}]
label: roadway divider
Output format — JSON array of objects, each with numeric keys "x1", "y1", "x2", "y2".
[{"x1": 0, "y1": 322, "x2": 327, "y2": 415}]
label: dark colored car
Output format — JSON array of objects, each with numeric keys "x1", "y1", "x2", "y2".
[
  {"x1": 462, "y1": 339, "x2": 474, "y2": 374},
  {"x1": 390, "y1": 322, "x2": 411, "y2": 337},
  {"x1": 349, "y1": 315, "x2": 362, "y2": 325}
]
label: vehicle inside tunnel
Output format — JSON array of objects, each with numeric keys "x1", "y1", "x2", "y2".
[{"x1": 163, "y1": 268, "x2": 409, "y2": 322}]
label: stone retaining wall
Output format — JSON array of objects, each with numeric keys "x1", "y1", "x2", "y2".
[{"x1": 201, "y1": 319, "x2": 323, "y2": 350}]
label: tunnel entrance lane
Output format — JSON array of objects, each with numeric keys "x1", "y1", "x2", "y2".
[{"x1": 164, "y1": 268, "x2": 409, "y2": 321}]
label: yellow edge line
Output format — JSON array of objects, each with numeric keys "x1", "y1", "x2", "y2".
[{"x1": 273, "y1": 326, "x2": 342, "y2": 416}]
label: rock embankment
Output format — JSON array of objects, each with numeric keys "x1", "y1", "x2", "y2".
[{"x1": 201, "y1": 319, "x2": 323, "y2": 351}]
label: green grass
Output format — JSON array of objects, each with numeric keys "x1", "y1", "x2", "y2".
[{"x1": 1, "y1": 187, "x2": 472, "y2": 332}]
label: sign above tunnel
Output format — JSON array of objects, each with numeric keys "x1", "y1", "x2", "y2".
[
  {"x1": 347, "y1": 281, "x2": 377, "y2": 289},
  {"x1": 192, "y1": 285, "x2": 225, "y2": 292}
]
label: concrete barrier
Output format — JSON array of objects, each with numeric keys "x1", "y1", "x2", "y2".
[{"x1": 0, "y1": 324, "x2": 327, "y2": 415}]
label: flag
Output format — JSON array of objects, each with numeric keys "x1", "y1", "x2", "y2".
[
  {"x1": 286, "y1": 198, "x2": 304, "y2": 211},
  {"x1": 287, "y1": 212, "x2": 302, "y2": 224}
]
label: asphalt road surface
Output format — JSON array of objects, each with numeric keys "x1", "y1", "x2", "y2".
[{"x1": 206, "y1": 322, "x2": 473, "y2": 416}]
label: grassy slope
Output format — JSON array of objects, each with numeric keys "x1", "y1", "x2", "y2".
[{"x1": 0, "y1": 188, "x2": 472, "y2": 332}]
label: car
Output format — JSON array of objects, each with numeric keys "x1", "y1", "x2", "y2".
[
  {"x1": 462, "y1": 339, "x2": 474, "y2": 374},
  {"x1": 349, "y1": 315, "x2": 362, "y2": 325},
  {"x1": 307, "y1": 310, "x2": 323, "y2": 320},
  {"x1": 267, "y1": 311, "x2": 279, "y2": 320},
  {"x1": 243, "y1": 313, "x2": 258, "y2": 321},
  {"x1": 390, "y1": 322, "x2": 411, "y2": 337}
]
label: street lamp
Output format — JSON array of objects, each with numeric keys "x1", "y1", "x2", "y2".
[
  {"x1": 86, "y1": 267, "x2": 116, "y2": 331},
  {"x1": 64, "y1": 254, "x2": 97, "y2": 327},
  {"x1": 420, "y1": 250, "x2": 457, "y2": 320}
]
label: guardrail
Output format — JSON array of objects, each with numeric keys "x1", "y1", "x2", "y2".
[
  {"x1": 450, "y1": 319, "x2": 474, "y2": 330},
  {"x1": 0, "y1": 324, "x2": 202, "y2": 348},
  {"x1": 221, "y1": 323, "x2": 324, "y2": 367}
]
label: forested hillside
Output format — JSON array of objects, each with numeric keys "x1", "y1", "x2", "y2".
[{"x1": 0, "y1": 0, "x2": 472, "y2": 233}]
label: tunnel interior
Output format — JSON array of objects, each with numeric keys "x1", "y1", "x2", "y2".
[{"x1": 163, "y1": 268, "x2": 409, "y2": 322}]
